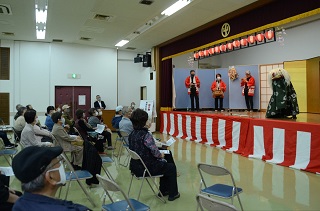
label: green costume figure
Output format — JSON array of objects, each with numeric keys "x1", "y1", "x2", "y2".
[{"x1": 266, "y1": 68, "x2": 299, "y2": 119}]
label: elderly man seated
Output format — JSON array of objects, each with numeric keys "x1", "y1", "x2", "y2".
[
  {"x1": 12, "y1": 146, "x2": 91, "y2": 210},
  {"x1": 20, "y1": 109, "x2": 52, "y2": 148},
  {"x1": 119, "y1": 106, "x2": 133, "y2": 135},
  {"x1": 51, "y1": 112, "x2": 84, "y2": 170}
]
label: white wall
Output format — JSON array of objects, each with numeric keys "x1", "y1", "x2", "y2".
[
  {"x1": 0, "y1": 40, "x2": 157, "y2": 125},
  {"x1": 117, "y1": 50, "x2": 156, "y2": 108}
]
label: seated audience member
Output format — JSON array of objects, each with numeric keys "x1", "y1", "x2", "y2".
[
  {"x1": 62, "y1": 105, "x2": 75, "y2": 134},
  {"x1": 0, "y1": 130, "x2": 17, "y2": 149},
  {"x1": 129, "y1": 108, "x2": 180, "y2": 201},
  {"x1": 75, "y1": 109, "x2": 105, "y2": 154},
  {"x1": 13, "y1": 107, "x2": 27, "y2": 134},
  {"x1": 34, "y1": 122, "x2": 53, "y2": 143},
  {"x1": 0, "y1": 171, "x2": 22, "y2": 211},
  {"x1": 119, "y1": 106, "x2": 133, "y2": 135},
  {"x1": 111, "y1": 106, "x2": 123, "y2": 129},
  {"x1": 88, "y1": 108, "x2": 113, "y2": 150},
  {"x1": 52, "y1": 112, "x2": 83, "y2": 170},
  {"x1": 20, "y1": 109, "x2": 52, "y2": 148},
  {"x1": 13, "y1": 104, "x2": 23, "y2": 120},
  {"x1": 12, "y1": 146, "x2": 91, "y2": 211},
  {"x1": 130, "y1": 102, "x2": 136, "y2": 111},
  {"x1": 26, "y1": 104, "x2": 33, "y2": 110},
  {"x1": 94, "y1": 95, "x2": 106, "y2": 110},
  {"x1": 45, "y1": 106, "x2": 55, "y2": 132}
]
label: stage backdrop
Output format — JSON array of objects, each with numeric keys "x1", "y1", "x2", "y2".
[{"x1": 173, "y1": 65, "x2": 260, "y2": 110}]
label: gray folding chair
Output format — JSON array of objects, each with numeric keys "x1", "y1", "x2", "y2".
[
  {"x1": 96, "y1": 174, "x2": 150, "y2": 211},
  {"x1": 196, "y1": 194, "x2": 238, "y2": 211},
  {"x1": 127, "y1": 149, "x2": 166, "y2": 203},
  {"x1": 0, "y1": 138, "x2": 17, "y2": 166},
  {"x1": 197, "y1": 163, "x2": 243, "y2": 211},
  {"x1": 117, "y1": 131, "x2": 130, "y2": 167},
  {"x1": 60, "y1": 154, "x2": 96, "y2": 207}
]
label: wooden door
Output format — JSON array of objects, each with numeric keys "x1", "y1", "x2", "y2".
[{"x1": 73, "y1": 86, "x2": 91, "y2": 117}]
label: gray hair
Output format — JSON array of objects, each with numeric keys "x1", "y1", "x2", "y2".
[
  {"x1": 22, "y1": 171, "x2": 46, "y2": 192},
  {"x1": 122, "y1": 106, "x2": 131, "y2": 116}
]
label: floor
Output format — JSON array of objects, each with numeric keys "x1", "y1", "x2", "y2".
[{"x1": 2, "y1": 132, "x2": 320, "y2": 211}]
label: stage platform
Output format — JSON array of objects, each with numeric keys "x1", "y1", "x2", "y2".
[{"x1": 160, "y1": 111, "x2": 320, "y2": 174}]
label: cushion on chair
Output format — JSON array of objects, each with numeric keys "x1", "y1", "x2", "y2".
[
  {"x1": 66, "y1": 170, "x2": 93, "y2": 180},
  {"x1": 202, "y1": 184, "x2": 243, "y2": 198},
  {"x1": 101, "y1": 156, "x2": 113, "y2": 163},
  {"x1": 0, "y1": 149, "x2": 17, "y2": 155},
  {"x1": 102, "y1": 199, "x2": 150, "y2": 211}
]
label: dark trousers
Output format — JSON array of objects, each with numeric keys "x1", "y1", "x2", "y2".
[
  {"x1": 0, "y1": 131, "x2": 11, "y2": 146},
  {"x1": 244, "y1": 90, "x2": 253, "y2": 110},
  {"x1": 214, "y1": 97, "x2": 224, "y2": 110},
  {"x1": 159, "y1": 162, "x2": 178, "y2": 198},
  {"x1": 0, "y1": 174, "x2": 22, "y2": 211},
  {"x1": 101, "y1": 131, "x2": 112, "y2": 147},
  {"x1": 190, "y1": 93, "x2": 199, "y2": 111}
]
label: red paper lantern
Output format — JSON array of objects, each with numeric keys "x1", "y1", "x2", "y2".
[
  {"x1": 219, "y1": 44, "x2": 226, "y2": 52},
  {"x1": 199, "y1": 50, "x2": 204, "y2": 57},
  {"x1": 265, "y1": 30, "x2": 274, "y2": 40},
  {"x1": 194, "y1": 52, "x2": 199, "y2": 59},
  {"x1": 227, "y1": 42, "x2": 233, "y2": 50},
  {"x1": 208, "y1": 47, "x2": 215, "y2": 55},
  {"x1": 256, "y1": 33, "x2": 264, "y2": 42},
  {"x1": 248, "y1": 35, "x2": 255, "y2": 44},
  {"x1": 203, "y1": 49, "x2": 209, "y2": 57},
  {"x1": 233, "y1": 40, "x2": 240, "y2": 48},
  {"x1": 240, "y1": 38, "x2": 248, "y2": 46},
  {"x1": 214, "y1": 46, "x2": 220, "y2": 53}
]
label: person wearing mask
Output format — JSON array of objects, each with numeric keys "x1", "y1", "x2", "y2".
[
  {"x1": 45, "y1": 106, "x2": 55, "y2": 132},
  {"x1": 12, "y1": 146, "x2": 91, "y2": 210},
  {"x1": 129, "y1": 109, "x2": 180, "y2": 201},
  {"x1": 241, "y1": 70, "x2": 255, "y2": 112},
  {"x1": 0, "y1": 171, "x2": 22, "y2": 211},
  {"x1": 52, "y1": 112, "x2": 83, "y2": 170},
  {"x1": 20, "y1": 109, "x2": 52, "y2": 148},
  {"x1": 119, "y1": 106, "x2": 133, "y2": 135},
  {"x1": 130, "y1": 102, "x2": 136, "y2": 111},
  {"x1": 87, "y1": 108, "x2": 114, "y2": 150},
  {"x1": 94, "y1": 95, "x2": 106, "y2": 110},
  {"x1": 111, "y1": 106, "x2": 123, "y2": 130},
  {"x1": 211, "y1": 73, "x2": 227, "y2": 111},
  {"x1": 62, "y1": 105, "x2": 75, "y2": 134},
  {"x1": 185, "y1": 70, "x2": 200, "y2": 111}
]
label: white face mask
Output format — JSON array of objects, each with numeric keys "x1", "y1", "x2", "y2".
[
  {"x1": 57, "y1": 108, "x2": 61, "y2": 112},
  {"x1": 94, "y1": 112, "x2": 98, "y2": 116},
  {"x1": 47, "y1": 161, "x2": 66, "y2": 185},
  {"x1": 61, "y1": 117, "x2": 65, "y2": 125},
  {"x1": 217, "y1": 77, "x2": 221, "y2": 80},
  {"x1": 98, "y1": 111, "x2": 102, "y2": 116}
]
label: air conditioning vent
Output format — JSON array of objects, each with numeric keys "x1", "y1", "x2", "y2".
[
  {"x1": 93, "y1": 14, "x2": 114, "y2": 22},
  {"x1": 0, "y1": 4, "x2": 12, "y2": 15},
  {"x1": 126, "y1": 47, "x2": 136, "y2": 50},
  {"x1": 52, "y1": 39, "x2": 63, "y2": 42},
  {"x1": 80, "y1": 37, "x2": 92, "y2": 41},
  {"x1": 139, "y1": 0, "x2": 154, "y2": 5},
  {"x1": 2, "y1": 32, "x2": 14, "y2": 36}
]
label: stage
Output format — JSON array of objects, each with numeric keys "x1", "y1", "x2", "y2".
[{"x1": 160, "y1": 111, "x2": 320, "y2": 174}]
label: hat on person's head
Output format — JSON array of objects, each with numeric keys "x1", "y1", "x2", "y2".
[
  {"x1": 62, "y1": 105, "x2": 70, "y2": 110},
  {"x1": 245, "y1": 70, "x2": 251, "y2": 75},
  {"x1": 12, "y1": 146, "x2": 63, "y2": 183},
  {"x1": 116, "y1": 105, "x2": 123, "y2": 112}
]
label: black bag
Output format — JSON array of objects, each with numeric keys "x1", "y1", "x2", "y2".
[{"x1": 82, "y1": 140, "x2": 102, "y2": 185}]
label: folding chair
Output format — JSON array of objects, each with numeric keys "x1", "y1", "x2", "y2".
[
  {"x1": 96, "y1": 174, "x2": 150, "y2": 211},
  {"x1": 196, "y1": 194, "x2": 238, "y2": 211},
  {"x1": 0, "y1": 138, "x2": 18, "y2": 166},
  {"x1": 197, "y1": 163, "x2": 243, "y2": 211},
  {"x1": 127, "y1": 149, "x2": 166, "y2": 203},
  {"x1": 117, "y1": 131, "x2": 130, "y2": 167},
  {"x1": 60, "y1": 154, "x2": 96, "y2": 207},
  {"x1": 112, "y1": 129, "x2": 122, "y2": 157}
]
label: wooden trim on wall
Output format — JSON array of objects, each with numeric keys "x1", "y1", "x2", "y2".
[
  {"x1": 0, "y1": 93, "x2": 10, "y2": 124},
  {"x1": 306, "y1": 57, "x2": 320, "y2": 113},
  {"x1": 0, "y1": 47, "x2": 10, "y2": 80}
]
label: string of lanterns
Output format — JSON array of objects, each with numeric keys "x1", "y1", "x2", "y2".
[{"x1": 194, "y1": 28, "x2": 276, "y2": 60}]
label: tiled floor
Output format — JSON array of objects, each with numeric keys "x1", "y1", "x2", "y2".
[{"x1": 2, "y1": 132, "x2": 320, "y2": 210}]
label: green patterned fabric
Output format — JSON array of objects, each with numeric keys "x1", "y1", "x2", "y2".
[{"x1": 266, "y1": 78, "x2": 299, "y2": 118}]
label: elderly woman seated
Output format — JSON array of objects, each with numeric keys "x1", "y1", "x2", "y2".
[{"x1": 129, "y1": 108, "x2": 180, "y2": 201}]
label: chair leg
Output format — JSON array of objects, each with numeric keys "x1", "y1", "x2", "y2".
[
  {"x1": 128, "y1": 174, "x2": 134, "y2": 196},
  {"x1": 137, "y1": 177, "x2": 145, "y2": 200},
  {"x1": 146, "y1": 177, "x2": 166, "y2": 203},
  {"x1": 64, "y1": 180, "x2": 72, "y2": 200},
  {"x1": 236, "y1": 193, "x2": 244, "y2": 211},
  {"x1": 102, "y1": 165, "x2": 114, "y2": 181},
  {"x1": 75, "y1": 179, "x2": 96, "y2": 207}
]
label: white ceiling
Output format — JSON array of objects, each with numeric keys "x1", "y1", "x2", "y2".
[{"x1": 0, "y1": 0, "x2": 258, "y2": 53}]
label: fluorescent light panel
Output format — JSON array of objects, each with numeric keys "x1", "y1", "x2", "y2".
[
  {"x1": 35, "y1": 5, "x2": 47, "y2": 23},
  {"x1": 115, "y1": 40, "x2": 129, "y2": 47},
  {"x1": 161, "y1": 0, "x2": 192, "y2": 16},
  {"x1": 35, "y1": 0, "x2": 48, "y2": 40},
  {"x1": 36, "y1": 30, "x2": 46, "y2": 39}
]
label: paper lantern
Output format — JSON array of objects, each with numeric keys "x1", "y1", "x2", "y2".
[
  {"x1": 248, "y1": 35, "x2": 255, "y2": 44},
  {"x1": 256, "y1": 33, "x2": 264, "y2": 42},
  {"x1": 214, "y1": 46, "x2": 220, "y2": 53},
  {"x1": 193, "y1": 52, "x2": 199, "y2": 59},
  {"x1": 208, "y1": 47, "x2": 215, "y2": 55},
  {"x1": 240, "y1": 38, "x2": 248, "y2": 46},
  {"x1": 219, "y1": 44, "x2": 226, "y2": 52},
  {"x1": 233, "y1": 40, "x2": 240, "y2": 48},
  {"x1": 203, "y1": 49, "x2": 209, "y2": 57},
  {"x1": 199, "y1": 50, "x2": 204, "y2": 57},
  {"x1": 227, "y1": 42, "x2": 233, "y2": 50},
  {"x1": 265, "y1": 30, "x2": 274, "y2": 40}
]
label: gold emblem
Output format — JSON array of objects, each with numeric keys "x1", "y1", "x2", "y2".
[{"x1": 221, "y1": 23, "x2": 230, "y2": 37}]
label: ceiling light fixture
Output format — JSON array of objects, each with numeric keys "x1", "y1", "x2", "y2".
[
  {"x1": 35, "y1": 0, "x2": 48, "y2": 40},
  {"x1": 115, "y1": 40, "x2": 129, "y2": 47},
  {"x1": 35, "y1": 4, "x2": 47, "y2": 23},
  {"x1": 161, "y1": 0, "x2": 192, "y2": 16}
]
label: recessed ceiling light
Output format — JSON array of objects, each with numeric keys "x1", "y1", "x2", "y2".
[
  {"x1": 115, "y1": 40, "x2": 129, "y2": 47},
  {"x1": 161, "y1": 0, "x2": 192, "y2": 16}
]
